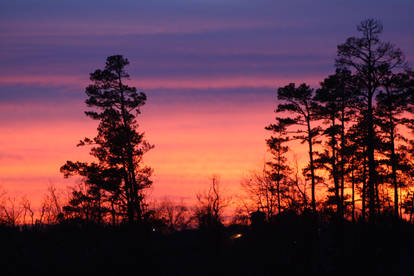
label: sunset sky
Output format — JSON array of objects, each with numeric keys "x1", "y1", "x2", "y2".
[{"x1": 1, "y1": 0, "x2": 413, "y2": 210}]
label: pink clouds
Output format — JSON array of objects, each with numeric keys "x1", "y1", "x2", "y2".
[
  {"x1": 0, "y1": 74, "x2": 322, "y2": 90},
  {"x1": 0, "y1": 75, "x2": 87, "y2": 88}
]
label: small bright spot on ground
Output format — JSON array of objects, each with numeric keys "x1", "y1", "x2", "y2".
[{"x1": 230, "y1": 233, "x2": 242, "y2": 239}]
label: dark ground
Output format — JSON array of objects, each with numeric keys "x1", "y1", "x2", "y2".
[{"x1": 2, "y1": 214, "x2": 414, "y2": 275}]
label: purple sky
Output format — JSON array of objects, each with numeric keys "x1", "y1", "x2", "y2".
[{"x1": 1, "y1": 0, "x2": 413, "y2": 121}]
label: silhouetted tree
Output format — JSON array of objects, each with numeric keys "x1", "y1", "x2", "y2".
[
  {"x1": 314, "y1": 69, "x2": 356, "y2": 220},
  {"x1": 154, "y1": 198, "x2": 191, "y2": 231},
  {"x1": 194, "y1": 176, "x2": 228, "y2": 229},
  {"x1": 336, "y1": 19, "x2": 406, "y2": 223},
  {"x1": 376, "y1": 71, "x2": 413, "y2": 218},
  {"x1": 402, "y1": 192, "x2": 414, "y2": 223},
  {"x1": 61, "y1": 55, "x2": 153, "y2": 224},
  {"x1": 21, "y1": 196, "x2": 34, "y2": 226},
  {"x1": 276, "y1": 83, "x2": 321, "y2": 213},
  {"x1": 37, "y1": 185, "x2": 64, "y2": 225},
  {"x1": 265, "y1": 118, "x2": 292, "y2": 215},
  {"x1": 345, "y1": 114, "x2": 372, "y2": 220},
  {"x1": 61, "y1": 162, "x2": 123, "y2": 224},
  {"x1": 241, "y1": 170, "x2": 279, "y2": 221},
  {"x1": 231, "y1": 206, "x2": 250, "y2": 225},
  {"x1": 290, "y1": 155, "x2": 310, "y2": 212},
  {"x1": 0, "y1": 194, "x2": 23, "y2": 227},
  {"x1": 241, "y1": 164, "x2": 308, "y2": 219}
]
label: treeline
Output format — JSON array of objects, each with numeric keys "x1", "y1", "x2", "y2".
[
  {"x1": 0, "y1": 186, "x2": 63, "y2": 227},
  {"x1": 248, "y1": 18, "x2": 414, "y2": 224},
  {"x1": 0, "y1": 178, "x2": 227, "y2": 232},
  {"x1": 1, "y1": 19, "x2": 413, "y2": 230}
]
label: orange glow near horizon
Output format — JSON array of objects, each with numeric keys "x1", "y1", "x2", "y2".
[
  {"x1": 0, "y1": 73, "x2": 325, "y2": 214},
  {"x1": 0, "y1": 90, "x2": 316, "y2": 216},
  {"x1": 0, "y1": 84, "x2": 321, "y2": 216},
  {"x1": 2, "y1": 87, "x2": 409, "y2": 220}
]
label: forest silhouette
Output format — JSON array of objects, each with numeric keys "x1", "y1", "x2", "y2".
[{"x1": 1, "y1": 19, "x2": 414, "y2": 275}]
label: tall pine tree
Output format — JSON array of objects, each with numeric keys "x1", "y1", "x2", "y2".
[
  {"x1": 336, "y1": 19, "x2": 406, "y2": 223},
  {"x1": 61, "y1": 55, "x2": 153, "y2": 224},
  {"x1": 276, "y1": 83, "x2": 321, "y2": 213}
]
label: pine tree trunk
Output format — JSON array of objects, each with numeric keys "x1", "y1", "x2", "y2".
[
  {"x1": 351, "y1": 158, "x2": 355, "y2": 223},
  {"x1": 367, "y1": 90, "x2": 377, "y2": 224},
  {"x1": 307, "y1": 119, "x2": 316, "y2": 214}
]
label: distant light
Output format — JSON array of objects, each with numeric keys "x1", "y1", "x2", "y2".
[
  {"x1": 230, "y1": 233, "x2": 242, "y2": 239},
  {"x1": 152, "y1": 227, "x2": 156, "y2": 232}
]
